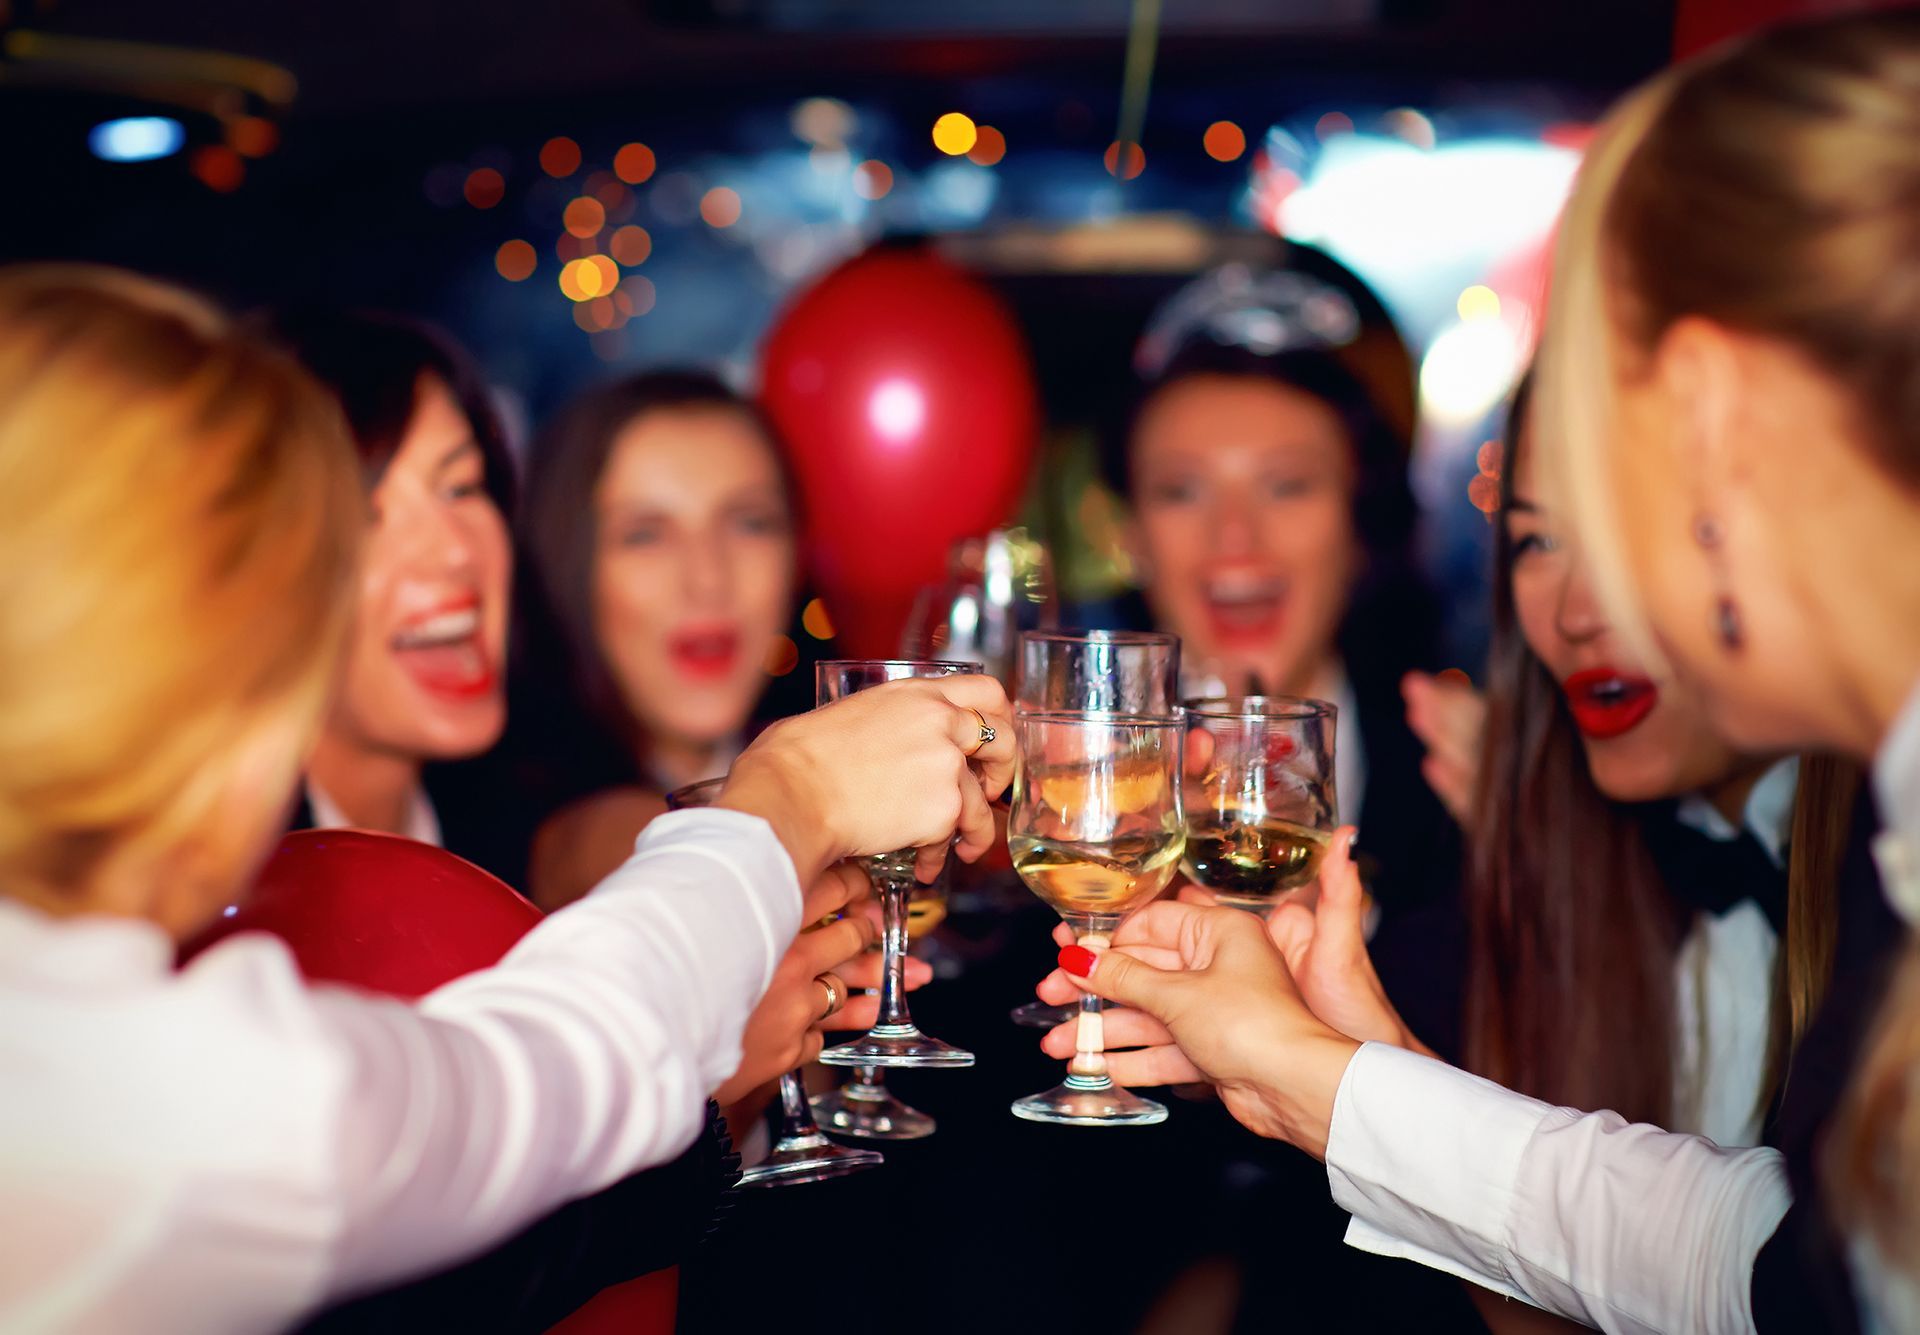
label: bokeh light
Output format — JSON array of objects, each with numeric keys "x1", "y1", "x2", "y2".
[
  {"x1": 1204, "y1": 121, "x2": 1247, "y2": 162},
  {"x1": 563, "y1": 196, "x2": 607, "y2": 238},
  {"x1": 573, "y1": 295, "x2": 616, "y2": 333},
  {"x1": 853, "y1": 160, "x2": 893, "y2": 200},
  {"x1": 495, "y1": 239, "x2": 537, "y2": 281},
  {"x1": 191, "y1": 146, "x2": 245, "y2": 193},
  {"x1": 610, "y1": 224, "x2": 652, "y2": 265},
  {"x1": 791, "y1": 97, "x2": 857, "y2": 147},
  {"x1": 801, "y1": 598, "x2": 836, "y2": 641},
  {"x1": 1456, "y1": 284, "x2": 1501, "y2": 323},
  {"x1": 88, "y1": 116, "x2": 184, "y2": 162},
  {"x1": 556, "y1": 233, "x2": 593, "y2": 261},
  {"x1": 614, "y1": 142, "x2": 656, "y2": 184},
  {"x1": 1315, "y1": 112, "x2": 1355, "y2": 140},
  {"x1": 1103, "y1": 140, "x2": 1145, "y2": 180},
  {"x1": 764, "y1": 634, "x2": 801, "y2": 677},
  {"x1": 621, "y1": 274, "x2": 657, "y2": 316},
  {"x1": 700, "y1": 187, "x2": 742, "y2": 228},
  {"x1": 932, "y1": 112, "x2": 978, "y2": 156},
  {"x1": 1384, "y1": 107, "x2": 1438, "y2": 151},
  {"x1": 559, "y1": 255, "x2": 620, "y2": 301},
  {"x1": 463, "y1": 167, "x2": 505, "y2": 208},
  {"x1": 225, "y1": 116, "x2": 279, "y2": 158},
  {"x1": 540, "y1": 136, "x2": 582, "y2": 178},
  {"x1": 966, "y1": 126, "x2": 1007, "y2": 166}
]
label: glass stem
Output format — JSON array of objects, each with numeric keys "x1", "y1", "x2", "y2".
[
  {"x1": 873, "y1": 874, "x2": 914, "y2": 1032},
  {"x1": 1064, "y1": 927, "x2": 1113, "y2": 1091},
  {"x1": 775, "y1": 1071, "x2": 822, "y2": 1139},
  {"x1": 853, "y1": 1064, "x2": 883, "y2": 1098}
]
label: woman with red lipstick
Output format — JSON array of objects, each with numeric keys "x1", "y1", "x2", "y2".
[
  {"x1": 261, "y1": 309, "x2": 519, "y2": 862},
  {"x1": 1034, "y1": 14, "x2": 1920, "y2": 1332},
  {"x1": 1107, "y1": 308, "x2": 1459, "y2": 920}
]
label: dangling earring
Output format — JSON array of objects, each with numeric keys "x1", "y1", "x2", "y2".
[{"x1": 1691, "y1": 513, "x2": 1744, "y2": 652}]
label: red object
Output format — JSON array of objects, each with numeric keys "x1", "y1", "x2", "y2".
[
  {"x1": 181, "y1": 829, "x2": 541, "y2": 999},
  {"x1": 760, "y1": 248, "x2": 1038, "y2": 656},
  {"x1": 1673, "y1": 0, "x2": 1895, "y2": 59},
  {"x1": 179, "y1": 831, "x2": 676, "y2": 1335},
  {"x1": 1561, "y1": 668, "x2": 1661, "y2": 742},
  {"x1": 1058, "y1": 944, "x2": 1098, "y2": 978}
]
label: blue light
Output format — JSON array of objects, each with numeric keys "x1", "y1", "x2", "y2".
[{"x1": 89, "y1": 117, "x2": 186, "y2": 163}]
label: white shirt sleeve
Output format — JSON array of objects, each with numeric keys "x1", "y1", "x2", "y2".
[
  {"x1": 0, "y1": 808, "x2": 799, "y2": 1335},
  {"x1": 1325, "y1": 1043, "x2": 1791, "y2": 1335}
]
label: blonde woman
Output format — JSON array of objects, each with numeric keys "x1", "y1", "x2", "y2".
[
  {"x1": 1032, "y1": 13, "x2": 1920, "y2": 1335},
  {"x1": 0, "y1": 265, "x2": 1012, "y2": 1332}
]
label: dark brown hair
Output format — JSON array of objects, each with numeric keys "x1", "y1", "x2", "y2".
[
  {"x1": 1465, "y1": 378, "x2": 1852, "y2": 1126},
  {"x1": 515, "y1": 369, "x2": 792, "y2": 775}
]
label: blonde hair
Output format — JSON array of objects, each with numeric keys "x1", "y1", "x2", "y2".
[
  {"x1": 0, "y1": 266, "x2": 361, "y2": 914},
  {"x1": 1532, "y1": 9, "x2": 1920, "y2": 1279}
]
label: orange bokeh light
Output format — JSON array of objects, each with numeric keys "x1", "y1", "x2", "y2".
[
  {"x1": 966, "y1": 125, "x2": 1006, "y2": 166},
  {"x1": 563, "y1": 196, "x2": 606, "y2": 238},
  {"x1": 1103, "y1": 140, "x2": 1145, "y2": 180},
  {"x1": 540, "y1": 136, "x2": 582, "y2": 178},
  {"x1": 614, "y1": 142, "x2": 656, "y2": 184},
  {"x1": 559, "y1": 255, "x2": 619, "y2": 302},
  {"x1": 495, "y1": 239, "x2": 537, "y2": 282},
  {"x1": 463, "y1": 167, "x2": 505, "y2": 208},
  {"x1": 621, "y1": 274, "x2": 656, "y2": 316},
  {"x1": 801, "y1": 598, "x2": 835, "y2": 641},
  {"x1": 932, "y1": 112, "x2": 977, "y2": 156},
  {"x1": 1204, "y1": 121, "x2": 1246, "y2": 162},
  {"x1": 226, "y1": 115, "x2": 279, "y2": 158},
  {"x1": 610, "y1": 224, "x2": 652, "y2": 265},
  {"x1": 764, "y1": 634, "x2": 800, "y2": 677},
  {"x1": 699, "y1": 187, "x2": 742, "y2": 228},
  {"x1": 853, "y1": 160, "x2": 892, "y2": 200},
  {"x1": 192, "y1": 146, "x2": 245, "y2": 193}
]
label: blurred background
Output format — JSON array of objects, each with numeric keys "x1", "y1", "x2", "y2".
[{"x1": 0, "y1": 0, "x2": 1682, "y2": 675}]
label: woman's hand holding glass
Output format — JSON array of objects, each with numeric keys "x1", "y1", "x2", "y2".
[
  {"x1": 717, "y1": 674, "x2": 1014, "y2": 883},
  {"x1": 715, "y1": 864, "x2": 933, "y2": 1107}
]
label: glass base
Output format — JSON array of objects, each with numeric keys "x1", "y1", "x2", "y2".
[
  {"x1": 1011, "y1": 1078, "x2": 1168, "y2": 1127},
  {"x1": 819, "y1": 1024, "x2": 974, "y2": 1069},
  {"x1": 811, "y1": 1082, "x2": 937, "y2": 1140},
  {"x1": 737, "y1": 1131, "x2": 884, "y2": 1188},
  {"x1": 1010, "y1": 999, "x2": 1075, "y2": 1029}
]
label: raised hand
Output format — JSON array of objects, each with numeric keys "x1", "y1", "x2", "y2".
[{"x1": 1402, "y1": 671, "x2": 1486, "y2": 826}]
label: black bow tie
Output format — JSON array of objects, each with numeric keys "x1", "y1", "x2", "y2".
[{"x1": 1640, "y1": 804, "x2": 1789, "y2": 934}]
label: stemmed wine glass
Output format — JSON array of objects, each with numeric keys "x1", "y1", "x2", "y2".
[
  {"x1": 1008, "y1": 710, "x2": 1185, "y2": 1126},
  {"x1": 666, "y1": 777, "x2": 882, "y2": 1187},
  {"x1": 815, "y1": 660, "x2": 979, "y2": 1069},
  {"x1": 1182, "y1": 696, "x2": 1339, "y2": 916},
  {"x1": 1011, "y1": 630, "x2": 1180, "y2": 1028},
  {"x1": 810, "y1": 864, "x2": 951, "y2": 1140}
]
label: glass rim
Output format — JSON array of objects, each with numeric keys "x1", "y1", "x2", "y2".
[
  {"x1": 1014, "y1": 707, "x2": 1186, "y2": 728},
  {"x1": 1182, "y1": 693, "x2": 1338, "y2": 721},
  {"x1": 814, "y1": 658, "x2": 984, "y2": 672},
  {"x1": 1018, "y1": 629, "x2": 1178, "y2": 648},
  {"x1": 665, "y1": 776, "x2": 729, "y2": 809}
]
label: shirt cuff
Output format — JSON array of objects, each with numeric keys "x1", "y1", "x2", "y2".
[{"x1": 1325, "y1": 1042, "x2": 1552, "y2": 1292}]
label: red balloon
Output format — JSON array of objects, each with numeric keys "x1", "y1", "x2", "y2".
[
  {"x1": 180, "y1": 830, "x2": 542, "y2": 999},
  {"x1": 760, "y1": 248, "x2": 1038, "y2": 656}
]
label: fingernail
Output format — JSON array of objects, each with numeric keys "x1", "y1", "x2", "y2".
[{"x1": 1058, "y1": 944, "x2": 1097, "y2": 977}]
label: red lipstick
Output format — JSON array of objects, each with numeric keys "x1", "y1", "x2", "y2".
[
  {"x1": 669, "y1": 625, "x2": 741, "y2": 682},
  {"x1": 1562, "y1": 667, "x2": 1659, "y2": 740}
]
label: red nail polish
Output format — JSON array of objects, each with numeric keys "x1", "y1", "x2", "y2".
[{"x1": 1058, "y1": 944, "x2": 1097, "y2": 977}]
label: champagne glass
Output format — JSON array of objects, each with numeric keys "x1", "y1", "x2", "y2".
[
  {"x1": 1010, "y1": 629, "x2": 1180, "y2": 1028},
  {"x1": 1008, "y1": 710, "x2": 1185, "y2": 1126},
  {"x1": 811, "y1": 864, "x2": 951, "y2": 1140},
  {"x1": 815, "y1": 660, "x2": 979, "y2": 1069},
  {"x1": 667, "y1": 778, "x2": 882, "y2": 1187},
  {"x1": 1182, "y1": 696, "x2": 1338, "y2": 916}
]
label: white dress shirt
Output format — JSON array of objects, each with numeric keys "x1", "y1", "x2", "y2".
[
  {"x1": 1328, "y1": 760, "x2": 1804, "y2": 1333},
  {"x1": 305, "y1": 780, "x2": 442, "y2": 847},
  {"x1": 0, "y1": 808, "x2": 799, "y2": 1335}
]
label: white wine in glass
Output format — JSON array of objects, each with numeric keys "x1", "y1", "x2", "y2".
[
  {"x1": 1009, "y1": 710, "x2": 1184, "y2": 1127},
  {"x1": 1182, "y1": 695, "x2": 1337, "y2": 916}
]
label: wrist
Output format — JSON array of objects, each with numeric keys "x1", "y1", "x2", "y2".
[
  {"x1": 1261, "y1": 1028, "x2": 1362, "y2": 1161},
  {"x1": 717, "y1": 756, "x2": 838, "y2": 884}
]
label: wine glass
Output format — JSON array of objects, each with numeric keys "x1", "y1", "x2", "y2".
[
  {"x1": 1008, "y1": 710, "x2": 1185, "y2": 1126},
  {"x1": 811, "y1": 863, "x2": 951, "y2": 1140},
  {"x1": 901, "y1": 528, "x2": 1059, "y2": 692},
  {"x1": 666, "y1": 777, "x2": 882, "y2": 1187},
  {"x1": 1010, "y1": 629, "x2": 1180, "y2": 1028},
  {"x1": 815, "y1": 660, "x2": 979, "y2": 1069},
  {"x1": 1181, "y1": 696, "x2": 1338, "y2": 916}
]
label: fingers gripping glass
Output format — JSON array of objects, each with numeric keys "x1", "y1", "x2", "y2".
[
  {"x1": 666, "y1": 777, "x2": 881, "y2": 1187},
  {"x1": 814, "y1": 660, "x2": 979, "y2": 1070},
  {"x1": 1009, "y1": 711, "x2": 1185, "y2": 1126}
]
